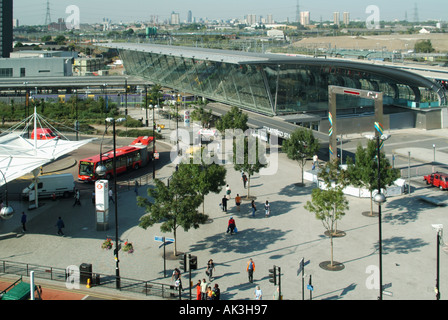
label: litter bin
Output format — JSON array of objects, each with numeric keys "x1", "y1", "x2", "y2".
[{"x1": 80, "y1": 263, "x2": 92, "y2": 285}]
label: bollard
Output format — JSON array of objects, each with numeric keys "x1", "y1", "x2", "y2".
[{"x1": 86, "y1": 278, "x2": 91, "y2": 289}]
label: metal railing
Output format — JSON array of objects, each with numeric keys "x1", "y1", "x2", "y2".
[{"x1": 0, "y1": 259, "x2": 180, "y2": 299}]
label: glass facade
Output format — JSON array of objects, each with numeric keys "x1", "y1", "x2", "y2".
[{"x1": 118, "y1": 45, "x2": 446, "y2": 117}]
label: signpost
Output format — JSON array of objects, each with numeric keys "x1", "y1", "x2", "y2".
[
  {"x1": 298, "y1": 258, "x2": 310, "y2": 300},
  {"x1": 154, "y1": 236, "x2": 175, "y2": 278}
]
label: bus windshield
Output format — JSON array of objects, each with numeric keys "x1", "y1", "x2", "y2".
[{"x1": 79, "y1": 162, "x2": 94, "y2": 176}]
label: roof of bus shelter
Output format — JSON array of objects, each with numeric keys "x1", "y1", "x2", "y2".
[
  {"x1": 105, "y1": 43, "x2": 445, "y2": 100},
  {"x1": 0, "y1": 133, "x2": 95, "y2": 187}
]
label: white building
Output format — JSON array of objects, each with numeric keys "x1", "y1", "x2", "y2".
[{"x1": 300, "y1": 11, "x2": 310, "y2": 26}]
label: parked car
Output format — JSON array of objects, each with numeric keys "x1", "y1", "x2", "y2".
[{"x1": 423, "y1": 172, "x2": 448, "y2": 190}]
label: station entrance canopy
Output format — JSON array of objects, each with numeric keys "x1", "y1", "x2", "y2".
[
  {"x1": 105, "y1": 43, "x2": 446, "y2": 117},
  {"x1": 0, "y1": 110, "x2": 95, "y2": 187}
]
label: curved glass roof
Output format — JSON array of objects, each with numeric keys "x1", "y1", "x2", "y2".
[{"x1": 105, "y1": 43, "x2": 446, "y2": 116}]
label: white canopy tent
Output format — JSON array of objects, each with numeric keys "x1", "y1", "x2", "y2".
[{"x1": 0, "y1": 109, "x2": 95, "y2": 187}]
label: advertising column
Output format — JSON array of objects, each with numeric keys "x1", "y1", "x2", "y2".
[{"x1": 95, "y1": 180, "x2": 109, "y2": 231}]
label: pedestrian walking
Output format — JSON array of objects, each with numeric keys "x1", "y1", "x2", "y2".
[
  {"x1": 235, "y1": 194, "x2": 241, "y2": 211},
  {"x1": 227, "y1": 217, "x2": 236, "y2": 235},
  {"x1": 56, "y1": 217, "x2": 65, "y2": 236},
  {"x1": 109, "y1": 189, "x2": 115, "y2": 203},
  {"x1": 221, "y1": 195, "x2": 228, "y2": 212},
  {"x1": 225, "y1": 184, "x2": 231, "y2": 199},
  {"x1": 251, "y1": 200, "x2": 256, "y2": 217},
  {"x1": 172, "y1": 268, "x2": 182, "y2": 291},
  {"x1": 21, "y1": 212, "x2": 27, "y2": 232},
  {"x1": 242, "y1": 173, "x2": 248, "y2": 189},
  {"x1": 196, "y1": 280, "x2": 202, "y2": 300},
  {"x1": 212, "y1": 283, "x2": 220, "y2": 300},
  {"x1": 206, "y1": 259, "x2": 215, "y2": 281},
  {"x1": 254, "y1": 285, "x2": 263, "y2": 300},
  {"x1": 246, "y1": 258, "x2": 255, "y2": 283},
  {"x1": 134, "y1": 180, "x2": 139, "y2": 196},
  {"x1": 201, "y1": 279, "x2": 208, "y2": 300},
  {"x1": 72, "y1": 189, "x2": 81, "y2": 207},
  {"x1": 264, "y1": 200, "x2": 271, "y2": 217}
]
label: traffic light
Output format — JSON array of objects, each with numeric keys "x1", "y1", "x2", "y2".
[
  {"x1": 189, "y1": 255, "x2": 198, "y2": 270},
  {"x1": 179, "y1": 253, "x2": 187, "y2": 272},
  {"x1": 269, "y1": 266, "x2": 277, "y2": 285}
]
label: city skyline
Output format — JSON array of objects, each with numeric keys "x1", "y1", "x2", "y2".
[{"x1": 14, "y1": 0, "x2": 447, "y2": 26}]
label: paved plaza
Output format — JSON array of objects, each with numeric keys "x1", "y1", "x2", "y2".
[{"x1": 0, "y1": 106, "x2": 447, "y2": 300}]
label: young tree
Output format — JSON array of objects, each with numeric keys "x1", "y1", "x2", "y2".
[
  {"x1": 304, "y1": 187, "x2": 349, "y2": 268},
  {"x1": 282, "y1": 128, "x2": 320, "y2": 186},
  {"x1": 137, "y1": 164, "x2": 207, "y2": 256},
  {"x1": 345, "y1": 140, "x2": 400, "y2": 216},
  {"x1": 233, "y1": 135, "x2": 267, "y2": 199},
  {"x1": 318, "y1": 158, "x2": 350, "y2": 235},
  {"x1": 188, "y1": 160, "x2": 227, "y2": 215}
]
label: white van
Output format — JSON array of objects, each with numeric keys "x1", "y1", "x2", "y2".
[{"x1": 22, "y1": 173, "x2": 75, "y2": 199}]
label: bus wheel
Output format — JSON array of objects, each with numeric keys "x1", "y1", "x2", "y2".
[{"x1": 134, "y1": 164, "x2": 139, "y2": 170}]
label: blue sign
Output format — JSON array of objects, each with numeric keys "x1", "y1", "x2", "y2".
[{"x1": 307, "y1": 284, "x2": 314, "y2": 291}]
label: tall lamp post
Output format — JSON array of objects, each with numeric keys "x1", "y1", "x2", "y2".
[
  {"x1": 432, "y1": 223, "x2": 443, "y2": 300},
  {"x1": 96, "y1": 117, "x2": 126, "y2": 289},
  {"x1": 367, "y1": 133, "x2": 391, "y2": 300}
]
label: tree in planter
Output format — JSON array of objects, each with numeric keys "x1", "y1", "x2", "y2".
[
  {"x1": 345, "y1": 140, "x2": 400, "y2": 216},
  {"x1": 282, "y1": 128, "x2": 320, "y2": 186},
  {"x1": 137, "y1": 164, "x2": 207, "y2": 256},
  {"x1": 317, "y1": 158, "x2": 351, "y2": 236},
  {"x1": 233, "y1": 135, "x2": 267, "y2": 199},
  {"x1": 187, "y1": 157, "x2": 227, "y2": 215},
  {"x1": 304, "y1": 187, "x2": 349, "y2": 269}
]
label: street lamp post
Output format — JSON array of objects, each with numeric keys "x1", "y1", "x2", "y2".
[
  {"x1": 432, "y1": 224, "x2": 443, "y2": 300},
  {"x1": 96, "y1": 117, "x2": 125, "y2": 289},
  {"x1": 367, "y1": 133, "x2": 390, "y2": 300},
  {"x1": 153, "y1": 103, "x2": 156, "y2": 179},
  {"x1": 177, "y1": 94, "x2": 180, "y2": 155}
]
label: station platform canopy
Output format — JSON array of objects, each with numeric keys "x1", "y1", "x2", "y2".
[{"x1": 0, "y1": 110, "x2": 95, "y2": 187}]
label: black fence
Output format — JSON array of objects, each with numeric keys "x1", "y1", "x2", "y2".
[{"x1": 0, "y1": 259, "x2": 180, "y2": 299}]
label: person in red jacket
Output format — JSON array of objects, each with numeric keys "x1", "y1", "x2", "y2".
[
  {"x1": 227, "y1": 217, "x2": 236, "y2": 234},
  {"x1": 196, "y1": 280, "x2": 202, "y2": 300}
]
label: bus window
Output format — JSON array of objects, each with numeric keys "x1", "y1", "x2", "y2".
[{"x1": 79, "y1": 162, "x2": 94, "y2": 176}]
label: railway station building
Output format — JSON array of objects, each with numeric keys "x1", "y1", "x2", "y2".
[{"x1": 107, "y1": 43, "x2": 448, "y2": 133}]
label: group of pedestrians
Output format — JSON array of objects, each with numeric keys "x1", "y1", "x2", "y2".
[{"x1": 179, "y1": 257, "x2": 272, "y2": 300}]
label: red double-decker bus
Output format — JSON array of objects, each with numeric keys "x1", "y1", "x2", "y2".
[{"x1": 78, "y1": 136, "x2": 155, "y2": 182}]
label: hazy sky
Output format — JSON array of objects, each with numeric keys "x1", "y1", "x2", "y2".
[{"x1": 14, "y1": 0, "x2": 447, "y2": 25}]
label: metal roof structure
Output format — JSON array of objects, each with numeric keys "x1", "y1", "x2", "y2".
[
  {"x1": 0, "y1": 109, "x2": 95, "y2": 187},
  {"x1": 104, "y1": 43, "x2": 444, "y2": 93},
  {"x1": 106, "y1": 43, "x2": 446, "y2": 116}
]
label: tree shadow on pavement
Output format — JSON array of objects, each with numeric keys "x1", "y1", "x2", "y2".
[
  {"x1": 279, "y1": 183, "x2": 316, "y2": 197},
  {"x1": 189, "y1": 227, "x2": 292, "y2": 255},
  {"x1": 382, "y1": 195, "x2": 432, "y2": 225},
  {"x1": 374, "y1": 236, "x2": 429, "y2": 255}
]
